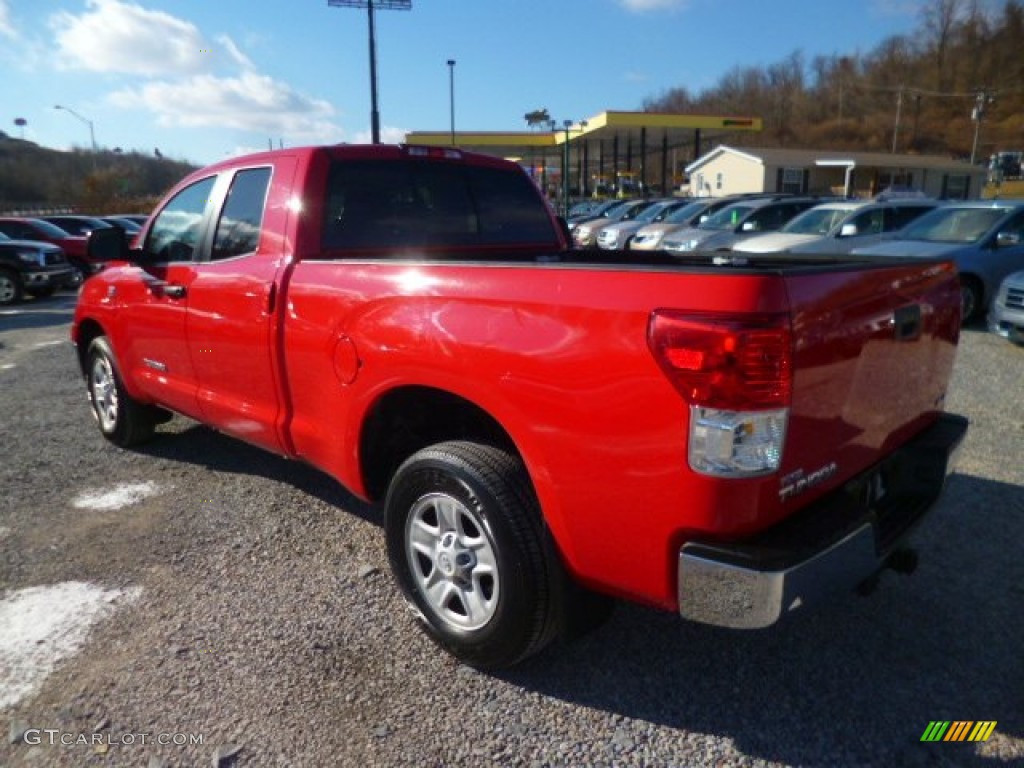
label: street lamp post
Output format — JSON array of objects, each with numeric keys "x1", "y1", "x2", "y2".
[
  {"x1": 447, "y1": 59, "x2": 456, "y2": 145},
  {"x1": 556, "y1": 119, "x2": 588, "y2": 218},
  {"x1": 562, "y1": 120, "x2": 572, "y2": 218},
  {"x1": 54, "y1": 104, "x2": 97, "y2": 152}
]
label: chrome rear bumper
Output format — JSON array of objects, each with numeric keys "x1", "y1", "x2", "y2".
[{"x1": 677, "y1": 413, "x2": 968, "y2": 629}]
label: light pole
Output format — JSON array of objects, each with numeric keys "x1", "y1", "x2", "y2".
[
  {"x1": 447, "y1": 59, "x2": 456, "y2": 145},
  {"x1": 54, "y1": 104, "x2": 97, "y2": 152},
  {"x1": 328, "y1": 0, "x2": 412, "y2": 144},
  {"x1": 556, "y1": 119, "x2": 587, "y2": 218}
]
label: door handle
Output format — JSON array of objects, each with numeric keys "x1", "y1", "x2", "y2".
[{"x1": 144, "y1": 279, "x2": 186, "y2": 299}]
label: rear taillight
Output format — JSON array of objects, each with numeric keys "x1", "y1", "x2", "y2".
[
  {"x1": 648, "y1": 311, "x2": 793, "y2": 477},
  {"x1": 648, "y1": 310, "x2": 792, "y2": 409}
]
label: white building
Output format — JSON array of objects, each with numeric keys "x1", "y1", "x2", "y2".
[{"x1": 686, "y1": 145, "x2": 986, "y2": 199}]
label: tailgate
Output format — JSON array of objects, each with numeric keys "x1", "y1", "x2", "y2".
[{"x1": 778, "y1": 258, "x2": 960, "y2": 506}]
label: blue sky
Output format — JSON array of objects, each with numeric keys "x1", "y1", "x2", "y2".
[{"x1": 2, "y1": 0, "x2": 935, "y2": 165}]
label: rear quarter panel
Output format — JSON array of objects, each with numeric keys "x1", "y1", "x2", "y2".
[{"x1": 282, "y1": 261, "x2": 792, "y2": 608}]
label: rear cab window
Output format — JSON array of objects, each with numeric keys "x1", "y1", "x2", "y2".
[{"x1": 321, "y1": 159, "x2": 559, "y2": 255}]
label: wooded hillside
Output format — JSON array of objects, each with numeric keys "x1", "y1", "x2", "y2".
[
  {"x1": 643, "y1": 0, "x2": 1024, "y2": 160},
  {"x1": 0, "y1": 135, "x2": 196, "y2": 214}
]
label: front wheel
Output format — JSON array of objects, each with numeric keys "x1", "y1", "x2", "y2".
[
  {"x1": 384, "y1": 441, "x2": 561, "y2": 668},
  {"x1": 960, "y1": 276, "x2": 983, "y2": 324},
  {"x1": 0, "y1": 269, "x2": 23, "y2": 306},
  {"x1": 86, "y1": 336, "x2": 157, "y2": 447}
]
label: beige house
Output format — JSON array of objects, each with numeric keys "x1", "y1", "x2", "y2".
[{"x1": 685, "y1": 145, "x2": 986, "y2": 200}]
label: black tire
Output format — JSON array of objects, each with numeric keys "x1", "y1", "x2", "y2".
[
  {"x1": 86, "y1": 336, "x2": 157, "y2": 447},
  {"x1": 0, "y1": 268, "x2": 23, "y2": 306},
  {"x1": 960, "y1": 275, "x2": 983, "y2": 324},
  {"x1": 67, "y1": 260, "x2": 87, "y2": 287},
  {"x1": 26, "y1": 285, "x2": 57, "y2": 299},
  {"x1": 384, "y1": 441, "x2": 562, "y2": 668}
]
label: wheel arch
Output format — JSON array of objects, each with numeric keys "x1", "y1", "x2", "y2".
[
  {"x1": 74, "y1": 318, "x2": 107, "y2": 376},
  {"x1": 359, "y1": 385, "x2": 522, "y2": 502}
]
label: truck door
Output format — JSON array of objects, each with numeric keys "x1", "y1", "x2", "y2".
[
  {"x1": 112, "y1": 175, "x2": 216, "y2": 419},
  {"x1": 185, "y1": 159, "x2": 295, "y2": 454}
]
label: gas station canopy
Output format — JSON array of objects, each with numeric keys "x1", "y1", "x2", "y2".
[
  {"x1": 405, "y1": 110, "x2": 763, "y2": 199},
  {"x1": 405, "y1": 110, "x2": 762, "y2": 160}
]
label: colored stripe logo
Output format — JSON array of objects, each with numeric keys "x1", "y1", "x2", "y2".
[{"x1": 921, "y1": 721, "x2": 997, "y2": 742}]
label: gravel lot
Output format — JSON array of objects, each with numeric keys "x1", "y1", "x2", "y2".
[{"x1": 0, "y1": 291, "x2": 1021, "y2": 767}]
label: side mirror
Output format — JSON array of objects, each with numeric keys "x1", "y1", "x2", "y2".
[
  {"x1": 996, "y1": 231, "x2": 1021, "y2": 248},
  {"x1": 87, "y1": 225, "x2": 129, "y2": 262},
  {"x1": 839, "y1": 223, "x2": 859, "y2": 237}
]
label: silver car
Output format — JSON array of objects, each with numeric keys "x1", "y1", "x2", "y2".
[
  {"x1": 734, "y1": 200, "x2": 939, "y2": 255},
  {"x1": 662, "y1": 197, "x2": 819, "y2": 253},
  {"x1": 989, "y1": 269, "x2": 1024, "y2": 343},
  {"x1": 596, "y1": 199, "x2": 689, "y2": 250},
  {"x1": 854, "y1": 200, "x2": 1024, "y2": 323}
]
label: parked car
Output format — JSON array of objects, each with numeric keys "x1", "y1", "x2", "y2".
[
  {"x1": 596, "y1": 198, "x2": 690, "y2": 250},
  {"x1": 99, "y1": 216, "x2": 144, "y2": 235},
  {"x1": 40, "y1": 215, "x2": 113, "y2": 238},
  {"x1": 106, "y1": 214, "x2": 150, "y2": 227},
  {"x1": 566, "y1": 198, "x2": 631, "y2": 233},
  {"x1": 573, "y1": 199, "x2": 655, "y2": 248},
  {"x1": 854, "y1": 200, "x2": 1024, "y2": 323},
  {"x1": 73, "y1": 142, "x2": 966, "y2": 667},
  {"x1": 0, "y1": 232, "x2": 76, "y2": 305},
  {"x1": 988, "y1": 270, "x2": 1024, "y2": 343},
  {"x1": 0, "y1": 217, "x2": 92, "y2": 284},
  {"x1": 734, "y1": 199, "x2": 940, "y2": 255},
  {"x1": 662, "y1": 197, "x2": 820, "y2": 253},
  {"x1": 630, "y1": 197, "x2": 749, "y2": 251}
]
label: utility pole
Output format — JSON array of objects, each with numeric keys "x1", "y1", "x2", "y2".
[
  {"x1": 971, "y1": 89, "x2": 991, "y2": 165},
  {"x1": 891, "y1": 87, "x2": 904, "y2": 154}
]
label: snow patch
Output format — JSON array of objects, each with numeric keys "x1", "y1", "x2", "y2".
[
  {"x1": 72, "y1": 482, "x2": 161, "y2": 511},
  {"x1": 0, "y1": 582, "x2": 141, "y2": 710}
]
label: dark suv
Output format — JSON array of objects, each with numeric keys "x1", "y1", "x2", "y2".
[{"x1": 0, "y1": 232, "x2": 76, "y2": 305}]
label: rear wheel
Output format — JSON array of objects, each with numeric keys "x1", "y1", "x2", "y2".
[
  {"x1": 960, "y1": 276, "x2": 983, "y2": 324},
  {"x1": 385, "y1": 441, "x2": 562, "y2": 668},
  {"x1": 86, "y1": 336, "x2": 157, "y2": 447},
  {"x1": 0, "y1": 269, "x2": 22, "y2": 306}
]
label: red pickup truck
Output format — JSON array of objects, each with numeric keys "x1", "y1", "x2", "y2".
[{"x1": 73, "y1": 144, "x2": 967, "y2": 667}]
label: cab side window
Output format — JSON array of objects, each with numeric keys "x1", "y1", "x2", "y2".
[
  {"x1": 146, "y1": 176, "x2": 216, "y2": 262},
  {"x1": 212, "y1": 168, "x2": 272, "y2": 261}
]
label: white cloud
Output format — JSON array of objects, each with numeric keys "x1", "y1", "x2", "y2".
[
  {"x1": 0, "y1": 0, "x2": 14, "y2": 38},
  {"x1": 618, "y1": 0, "x2": 687, "y2": 11},
  {"x1": 50, "y1": 0, "x2": 229, "y2": 76},
  {"x1": 110, "y1": 71, "x2": 342, "y2": 144}
]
